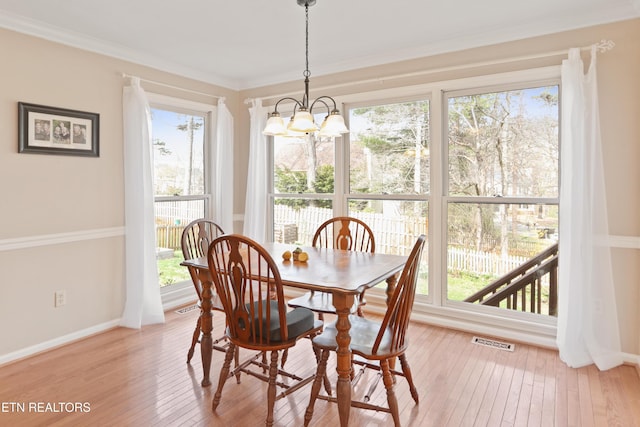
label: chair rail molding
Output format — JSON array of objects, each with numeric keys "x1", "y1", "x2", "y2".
[
  {"x1": 608, "y1": 235, "x2": 640, "y2": 249},
  {"x1": 0, "y1": 226, "x2": 125, "y2": 252}
]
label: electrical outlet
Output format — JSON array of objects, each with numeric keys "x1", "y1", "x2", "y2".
[{"x1": 55, "y1": 290, "x2": 66, "y2": 307}]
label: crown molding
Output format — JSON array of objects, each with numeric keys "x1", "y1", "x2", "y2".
[{"x1": 0, "y1": 11, "x2": 241, "y2": 90}]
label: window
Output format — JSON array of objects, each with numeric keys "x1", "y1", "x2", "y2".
[
  {"x1": 271, "y1": 112, "x2": 335, "y2": 246},
  {"x1": 148, "y1": 95, "x2": 213, "y2": 290},
  {"x1": 268, "y1": 68, "x2": 560, "y2": 326},
  {"x1": 269, "y1": 100, "x2": 430, "y2": 292},
  {"x1": 445, "y1": 83, "x2": 559, "y2": 317},
  {"x1": 346, "y1": 99, "x2": 430, "y2": 294}
]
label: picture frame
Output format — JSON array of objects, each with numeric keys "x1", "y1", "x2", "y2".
[{"x1": 18, "y1": 102, "x2": 99, "y2": 157}]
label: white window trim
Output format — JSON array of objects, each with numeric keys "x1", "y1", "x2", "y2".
[
  {"x1": 336, "y1": 66, "x2": 561, "y2": 347},
  {"x1": 147, "y1": 93, "x2": 216, "y2": 306}
]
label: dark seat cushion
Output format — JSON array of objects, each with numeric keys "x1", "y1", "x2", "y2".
[{"x1": 245, "y1": 300, "x2": 314, "y2": 342}]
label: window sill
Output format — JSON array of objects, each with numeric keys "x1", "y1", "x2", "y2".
[{"x1": 284, "y1": 287, "x2": 558, "y2": 349}]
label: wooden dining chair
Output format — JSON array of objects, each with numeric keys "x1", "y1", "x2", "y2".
[
  {"x1": 303, "y1": 234, "x2": 426, "y2": 427},
  {"x1": 207, "y1": 234, "x2": 323, "y2": 427},
  {"x1": 287, "y1": 216, "x2": 375, "y2": 319},
  {"x1": 181, "y1": 218, "x2": 226, "y2": 363}
]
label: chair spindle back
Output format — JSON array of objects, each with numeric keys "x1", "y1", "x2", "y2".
[
  {"x1": 372, "y1": 235, "x2": 426, "y2": 355},
  {"x1": 181, "y1": 219, "x2": 225, "y2": 299},
  {"x1": 207, "y1": 234, "x2": 288, "y2": 346},
  {"x1": 312, "y1": 216, "x2": 375, "y2": 253}
]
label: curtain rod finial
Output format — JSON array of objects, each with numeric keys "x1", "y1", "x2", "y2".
[{"x1": 596, "y1": 39, "x2": 615, "y2": 53}]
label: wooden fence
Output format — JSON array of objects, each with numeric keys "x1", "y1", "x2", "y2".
[
  {"x1": 154, "y1": 199, "x2": 205, "y2": 226},
  {"x1": 273, "y1": 205, "x2": 427, "y2": 256},
  {"x1": 155, "y1": 205, "x2": 539, "y2": 279},
  {"x1": 447, "y1": 247, "x2": 528, "y2": 276},
  {"x1": 156, "y1": 225, "x2": 184, "y2": 250}
]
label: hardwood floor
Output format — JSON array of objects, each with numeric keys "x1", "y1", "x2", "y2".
[{"x1": 1, "y1": 305, "x2": 638, "y2": 427}]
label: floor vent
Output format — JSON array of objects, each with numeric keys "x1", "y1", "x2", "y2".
[
  {"x1": 471, "y1": 336, "x2": 515, "y2": 352},
  {"x1": 175, "y1": 304, "x2": 199, "y2": 315}
]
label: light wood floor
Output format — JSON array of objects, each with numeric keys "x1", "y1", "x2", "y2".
[{"x1": 1, "y1": 305, "x2": 639, "y2": 427}]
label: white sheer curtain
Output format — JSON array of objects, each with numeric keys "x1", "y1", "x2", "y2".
[
  {"x1": 243, "y1": 99, "x2": 269, "y2": 241},
  {"x1": 211, "y1": 98, "x2": 234, "y2": 232},
  {"x1": 556, "y1": 47, "x2": 622, "y2": 370},
  {"x1": 121, "y1": 77, "x2": 165, "y2": 328}
]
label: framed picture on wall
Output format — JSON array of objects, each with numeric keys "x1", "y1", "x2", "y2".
[{"x1": 18, "y1": 102, "x2": 99, "y2": 157}]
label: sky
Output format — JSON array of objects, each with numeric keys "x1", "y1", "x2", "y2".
[{"x1": 150, "y1": 108, "x2": 205, "y2": 168}]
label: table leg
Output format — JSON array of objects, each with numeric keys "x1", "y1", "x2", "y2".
[
  {"x1": 385, "y1": 273, "x2": 399, "y2": 306},
  {"x1": 197, "y1": 268, "x2": 213, "y2": 387},
  {"x1": 332, "y1": 292, "x2": 355, "y2": 427}
]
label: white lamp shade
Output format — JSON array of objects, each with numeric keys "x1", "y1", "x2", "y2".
[
  {"x1": 321, "y1": 113, "x2": 349, "y2": 134},
  {"x1": 289, "y1": 110, "x2": 318, "y2": 133},
  {"x1": 284, "y1": 118, "x2": 307, "y2": 138},
  {"x1": 318, "y1": 117, "x2": 342, "y2": 137},
  {"x1": 263, "y1": 115, "x2": 287, "y2": 136}
]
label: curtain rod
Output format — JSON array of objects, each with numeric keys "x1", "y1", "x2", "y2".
[
  {"x1": 245, "y1": 39, "x2": 615, "y2": 105},
  {"x1": 121, "y1": 73, "x2": 225, "y2": 100}
]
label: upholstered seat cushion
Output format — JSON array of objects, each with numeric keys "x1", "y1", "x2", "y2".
[{"x1": 246, "y1": 301, "x2": 315, "y2": 342}]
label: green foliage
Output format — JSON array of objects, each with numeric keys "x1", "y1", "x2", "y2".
[
  {"x1": 275, "y1": 167, "x2": 307, "y2": 193},
  {"x1": 350, "y1": 100, "x2": 430, "y2": 195},
  {"x1": 313, "y1": 164, "x2": 334, "y2": 193},
  {"x1": 360, "y1": 135, "x2": 396, "y2": 155},
  {"x1": 274, "y1": 167, "x2": 309, "y2": 209},
  {"x1": 273, "y1": 164, "x2": 335, "y2": 209},
  {"x1": 312, "y1": 164, "x2": 334, "y2": 208},
  {"x1": 448, "y1": 269, "x2": 551, "y2": 312},
  {"x1": 157, "y1": 251, "x2": 190, "y2": 287},
  {"x1": 447, "y1": 270, "x2": 497, "y2": 301}
]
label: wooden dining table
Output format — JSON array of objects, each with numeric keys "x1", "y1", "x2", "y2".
[{"x1": 181, "y1": 241, "x2": 408, "y2": 427}]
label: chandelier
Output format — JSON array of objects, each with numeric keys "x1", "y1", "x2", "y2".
[{"x1": 263, "y1": 0, "x2": 349, "y2": 138}]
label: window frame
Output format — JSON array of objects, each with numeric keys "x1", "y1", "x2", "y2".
[
  {"x1": 147, "y1": 93, "x2": 215, "y2": 296},
  {"x1": 440, "y1": 76, "x2": 561, "y2": 324},
  {"x1": 342, "y1": 95, "x2": 431, "y2": 295},
  {"x1": 268, "y1": 108, "x2": 339, "y2": 244},
  {"x1": 267, "y1": 66, "x2": 562, "y2": 343}
]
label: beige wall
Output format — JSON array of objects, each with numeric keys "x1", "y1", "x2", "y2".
[
  {"x1": 0, "y1": 28, "x2": 238, "y2": 357},
  {"x1": 1, "y1": 18, "x2": 638, "y2": 359}
]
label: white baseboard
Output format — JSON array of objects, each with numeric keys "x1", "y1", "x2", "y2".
[
  {"x1": 0, "y1": 319, "x2": 121, "y2": 367},
  {"x1": 622, "y1": 353, "x2": 640, "y2": 376},
  {"x1": 0, "y1": 286, "x2": 196, "y2": 367}
]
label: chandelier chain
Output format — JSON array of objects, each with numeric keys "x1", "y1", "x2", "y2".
[{"x1": 304, "y1": 3, "x2": 310, "y2": 78}]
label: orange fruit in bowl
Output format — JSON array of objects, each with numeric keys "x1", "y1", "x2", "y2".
[
  {"x1": 297, "y1": 251, "x2": 309, "y2": 262},
  {"x1": 282, "y1": 250, "x2": 292, "y2": 260}
]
